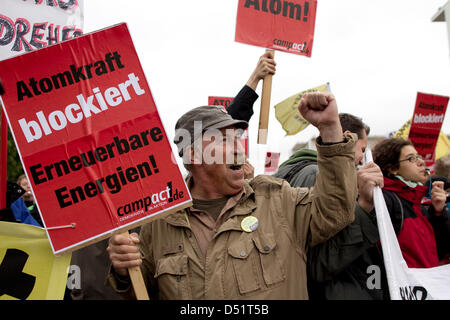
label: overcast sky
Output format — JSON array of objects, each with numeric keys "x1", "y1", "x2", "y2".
[{"x1": 84, "y1": 0, "x2": 450, "y2": 174}]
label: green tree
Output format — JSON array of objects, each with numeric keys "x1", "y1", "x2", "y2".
[{"x1": 7, "y1": 127, "x2": 23, "y2": 182}]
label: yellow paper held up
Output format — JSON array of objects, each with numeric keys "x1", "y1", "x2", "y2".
[{"x1": 274, "y1": 83, "x2": 330, "y2": 136}]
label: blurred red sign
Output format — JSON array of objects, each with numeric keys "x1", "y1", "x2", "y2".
[
  {"x1": 208, "y1": 96, "x2": 249, "y2": 157},
  {"x1": 408, "y1": 92, "x2": 448, "y2": 166},
  {"x1": 264, "y1": 152, "x2": 280, "y2": 174}
]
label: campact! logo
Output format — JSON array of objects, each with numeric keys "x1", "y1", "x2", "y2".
[{"x1": 272, "y1": 38, "x2": 308, "y2": 53}]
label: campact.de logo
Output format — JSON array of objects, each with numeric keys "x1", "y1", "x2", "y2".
[{"x1": 273, "y1": 38, "x2": 308, "y2": 53}]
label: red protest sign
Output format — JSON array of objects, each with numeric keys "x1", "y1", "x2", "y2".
[
  {"x1": 0, "y1": 23, "x2": 191, "y2": 254},
  {"x1": 208, "y1": 96, "x2": 250, "y2": 157},
  {"x1": 264, "y1": 152, "x2": 280, "y2": 174},
  {"x1": 235, "y1": 0, "x2": 317, "y2": 57},
  {"x1": 408, "y1": 92, "x2": 449, "y2": 165},
  {"x1": 208, "y1": 96, "x2": 234, "y2": 108}
]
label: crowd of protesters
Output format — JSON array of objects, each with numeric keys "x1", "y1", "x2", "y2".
[{"x1": 1, "y1": 52, "x2": 449, "y2": 300}]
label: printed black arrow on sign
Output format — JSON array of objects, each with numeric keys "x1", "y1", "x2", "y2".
[{"x1": 0, "y1": 249, "x2": 36, "y2": 300}]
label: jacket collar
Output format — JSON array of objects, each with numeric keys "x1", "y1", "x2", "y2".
[
  {"x1": 213, "y1": 181, "x2": 257, "y2": 237},
  {"x1": 164, "y1": 177, "x2": 256, "y2": 229},
  {"x1": 383, "y1": 176, "x2": 427, "y2": 204}
]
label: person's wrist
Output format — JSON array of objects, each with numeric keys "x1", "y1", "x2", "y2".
[
  {"x1": 358, "y1": 197, "x2": 374, "y2": 213},
  {"x1": 112, "y1": 265, "x2": 129, "y2": 278},
  {"x1": 112, "y1": 267, "x2": 132, "y2": 291},
  {"x1": 113, "y1": 268, "x2": 131, "y2": 282},
  {"x1": 246, "y1": 75, "x2": 259, "y2": 91},
  {"x1": 318, "y1": 122, "x2": 343, "y2": 143},
  {"x1": 433, "y1": 206, "x2": 444, "y2": 216}
]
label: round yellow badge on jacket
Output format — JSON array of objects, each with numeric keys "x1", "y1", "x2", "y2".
[{"x1": 241, "y1": 216, "x2": 259, "y2": 233}]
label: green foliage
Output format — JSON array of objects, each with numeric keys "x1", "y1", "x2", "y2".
[{"x1": 6, "y1": 127, "x2": 23, "y2": 182}]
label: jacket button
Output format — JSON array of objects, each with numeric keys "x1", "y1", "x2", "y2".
[
  {"x1": 264, "y1": 245, "x2": 270, "y2": 252},
  {"x1": 240, "y1": 251, "x2": 246, "y2": 257},
  {"x1": 178, "y1": 244, "x2": 183, "y2": 251}
]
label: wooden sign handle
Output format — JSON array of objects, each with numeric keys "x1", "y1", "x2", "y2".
[
  {"x1": 119, "y1": 230, "x2": 150, "y2": 300},
  {"x1": 257, "y1": 49, "x2": 275, "y2": 144}
]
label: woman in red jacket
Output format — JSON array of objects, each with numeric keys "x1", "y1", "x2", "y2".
[{"x1": 373, "y1": 138, "x2": 449, "y2": 268}]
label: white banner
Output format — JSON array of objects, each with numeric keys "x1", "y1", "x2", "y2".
[
  {"x1": 366, "y1": 149, "x2": 450, "y2": 300},
  {"x1": 0, "y1": 0, "x2": 84, "y2": 60}
]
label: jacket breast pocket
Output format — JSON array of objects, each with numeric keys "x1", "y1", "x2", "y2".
[
  {"x1": 252, "y1": 232, "x2": 286, "y2": 286},
  {"x1": 228, "y1": 238, "x2": 260, "y2": 295},
  {"x1": 154, "y1": 254, "x2": 190, "y2": 299},
  {"x1": 228, "y1": 232, "x2": 285, "y2": 295}
]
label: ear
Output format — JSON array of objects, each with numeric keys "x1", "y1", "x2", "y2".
[
  {"x1": 188, "y1": 143, "x2": 205, "y2": 165},
  {"x1": 343, "y1": 130, "x2": 351, "y2": 135},
  {"x1": 181, "y1": 145, "x2": 194, "y2": 165},
  {"x1": 389, "y1": 168, "x2": 398, "y2": 176}
]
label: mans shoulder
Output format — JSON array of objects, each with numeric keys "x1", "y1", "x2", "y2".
[
  {"x1": 250, "y1": 174, "x2": 285, "y2": 188},
  {"x1": 249, "y1": 175, "x2": 309, "y2": 200},
  {"x1": 248, "y1": 175, "x2": 286, "y2": 196}
]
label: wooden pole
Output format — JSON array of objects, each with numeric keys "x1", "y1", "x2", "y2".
[
  {"x1": 257, "y1": 49, "x2": 275, "y2": 144},
  {"x1": 120, "y1": 230, "x2": 150, "y2": 300}
]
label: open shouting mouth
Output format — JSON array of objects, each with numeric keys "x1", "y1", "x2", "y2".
[{"x1": 228, "y1": 164, "x2": 243, "y2": 171}]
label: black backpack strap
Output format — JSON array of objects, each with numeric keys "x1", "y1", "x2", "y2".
[
  {"x1": 383, "y1": 189, "x2": 404, "y2": 234},
  {"x1": 392, "y1": 192, "x2": 404, "y2": 232}
]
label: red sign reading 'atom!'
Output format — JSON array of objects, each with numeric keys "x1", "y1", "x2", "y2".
[{"x1": 235, "y1": 0, "x2": 317, "y2": 57}]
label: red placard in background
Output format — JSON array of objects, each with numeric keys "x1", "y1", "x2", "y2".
[
  {"x1": 235, "y1": 0, "x2": 317, "y2": 57},
  {"x1": 264, "y1": 152, "x2": 280, "y2": 174},
  {"x1": 408, "y1": 92, "x2": 448, "y2": 168},
  {"x1": 208, "y1": 96, "x2": 234, "y2": 109},
  {"x1": 0, "y1": 23, "x2": 191, "y2": 254},
  {"x1": 208, "y1": 96, "x2": 249, "y2": 157}
]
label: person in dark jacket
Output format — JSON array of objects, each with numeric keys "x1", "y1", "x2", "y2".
[
  {"x1": 372, "y1": 138, "x2": 450, "y2": 268},
  {"x1": 1, "y1": 181, "x2": 41, "y2": 227},
  {"x1": 16, "y1": 174, "x2": 43, "y2": 226},
  {"x1": 273, "y1": 114, "x2": 389, "y2": 300},
  {"x1": 226, "y1": 50, "x2": 276, "y2": 122}
]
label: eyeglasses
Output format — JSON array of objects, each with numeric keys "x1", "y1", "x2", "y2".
[{"x1": 398, "y1": 154, "x2": 423, "y2": 164}]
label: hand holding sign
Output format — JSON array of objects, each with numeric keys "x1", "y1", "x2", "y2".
[
  {"x1": 107, "y1": 232, "x2": 141, "y2": 277},
  {"x1": 107, "y1": 231, "x2": 149, "y2": 300},
  {"x1": 246, "y1": 50, "x2": 276, "y2": 91},
  {"x1": 250, "y1": 50, "x2": 276, "y2": 144},
  {"x1": 258, "y1": 50, "x2": 275, "y2": 144}
]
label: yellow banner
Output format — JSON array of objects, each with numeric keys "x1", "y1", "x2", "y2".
[
  {"x1": 274, "y1": 83, "x2": 330, "y2": 136},
  {"x1": 393, "y1": 119, "x2": 450, "y2": 160},
  {"x1": 0, "y1": 222, "x2": 71, "y2": 300}
]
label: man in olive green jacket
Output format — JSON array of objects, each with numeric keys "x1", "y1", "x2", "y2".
[{"x1": 107, "y1": 92, "x2": 358, "y2": 299}]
